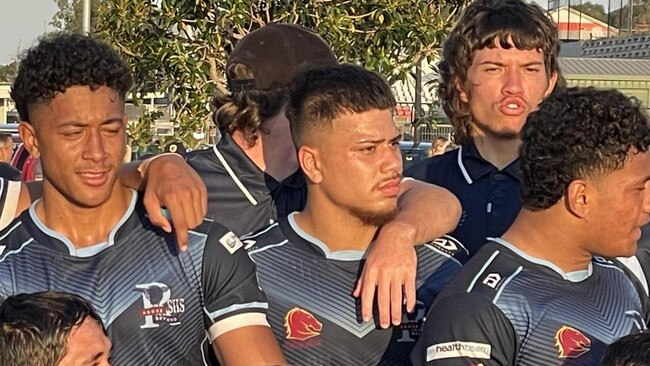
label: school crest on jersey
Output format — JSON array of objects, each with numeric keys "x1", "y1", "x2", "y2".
[
  {"x1": 284, "y1": 307, "x2": 323, "y2": 341},
  {"x1": 134, "y1": 282, "x2": 185, "y2": 329}
]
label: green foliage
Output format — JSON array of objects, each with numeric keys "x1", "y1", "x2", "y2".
[
  {"x1": 91, "y1": 0, "x2": 466, "y2": 149},
  {"x1": 128, "y1": 110, "x2": 162, "y2": 157},
  {"x1": 608, "y1": 1, "x2": 650, "y2": 31},
  {"x1": 51, "y1": 0, "x2": 103, "y2": 32},
  {"x1": 572, "y1": 2, "x2": 607, "y2": 23},
  {"x1": 0, "y1": 61, "x2": 19, "y2": 83}
]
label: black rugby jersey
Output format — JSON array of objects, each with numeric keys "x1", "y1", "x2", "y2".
[
  {"x1": 186, "y1": 132, "x2": 306, "y2": 236},
  {"x1": 411, "y1": 238, "x2": 649, "y2": 366},
  {"x1": 0, "y1": 192, "x2": 269, "y2": 366},
  {"x1": 244, "y1": 213, "x2": 467, "y2": 366}
]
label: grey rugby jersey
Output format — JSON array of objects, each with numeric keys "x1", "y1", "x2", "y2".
[
  {"x1": 244, "y1": 212, "x2": 467, "y2": 366},
  {"x1": 186, "y1": 132, "x2": 306, "y2": 236},
  {"x1": 412, "y1": 238, "x2": 649, "y2": 366},
  {"x1": 0, "y1": 191, "x2": 269, "y2": 366}
]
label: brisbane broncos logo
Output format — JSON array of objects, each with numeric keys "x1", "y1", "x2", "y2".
[
  {"x1": 555, "y1": 325, "x2": 591, "y2": 359},
  {"x1": 284, "y1": 307, "x2": 323, "y2": 341}
]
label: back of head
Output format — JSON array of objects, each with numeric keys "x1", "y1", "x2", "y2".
[
  {"x1": 10, "y1": 32, "x2": 132, "y2": 124},
  {"x1": 520, "y1": 87, "x2": 650, "y2": 210},
  {"x1": 213, "y1": 24, "x2": 338, "y2": 147},
  {"x1": 286, "y1": 64, "x2": 396, "y2": 148},
  {"x1": 439, "y1": 0, "x2": 562, "y2": 145},
  {"x1": 602, "y1": 333, "x2": 650, "y2": 366},
  {"x1": 0, "y1": 291, "x2": 104, "y2": 366}
]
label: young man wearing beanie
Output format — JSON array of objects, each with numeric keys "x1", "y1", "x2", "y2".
[{"x1": 184, "y1": 23, "x2": 462, "y2": 326}]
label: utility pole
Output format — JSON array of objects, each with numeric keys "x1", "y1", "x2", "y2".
[
  {"x1": 629, "y1": 0, "x2": 635, "y2": 35},
  {"x1": 82, "y1": 0, "x2": 91, "y2": 34},
  {"x1": 413, "y1": 61, "x2": 423, "y2": 144}
]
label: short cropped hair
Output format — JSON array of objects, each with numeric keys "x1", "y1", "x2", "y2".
[
  {"x1": 286, "y1": 64, "x2": 396, "y2": 147},
  {"x1": 0, "y1": 291, "x2": 106, "y2": 366},
  {"x1": 439, "y1": 0, "x2": 563, "y2": 145},
  {"x1": 602, "y1": 333, "x2": 650, "y2": 366},
  {"x1": 11, "y1": 32, "x2": 132, "y2": 123},
  {"x1": 520, "y1": 87, "x2": 650, "y2": 210},
  {"x1": 0, "y1": 133, "x2": 12, "y2": 146}
]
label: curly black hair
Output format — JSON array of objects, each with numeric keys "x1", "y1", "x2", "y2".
[
  {"x1": 520, "y1": 87, "x2": 650, "y2": 210},
  {"x1": 602, "y1": 333, "x2": 650, "y2": 366},
  {"x1": 11, "y1": 32, "x2": 132, "y2": 123}
]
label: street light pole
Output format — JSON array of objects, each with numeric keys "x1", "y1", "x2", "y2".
[{"x1": 82, "y1": 0, "x2": 91, "y2": 34}]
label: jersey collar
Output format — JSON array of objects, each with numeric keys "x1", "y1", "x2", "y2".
[
  {"x1": 213, "y1": 131, "x2": 304, "y2": 198},
  {"x1": 282, "y1": 212, "x2": 367, "y2": 261},
  {"x1": 457, "y1": 141, "x2": 522, "y2": 185},
  {"x1": 489, "y1": 237, "x2": 593, "y2": 282},
  {"x1": 28, "y1": 190, "x2": 138, "y2": 257}
]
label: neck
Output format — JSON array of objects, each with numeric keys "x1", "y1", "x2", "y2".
[
  {"x1": 35, "y1": 182, "x2": 132, "y2": 248},
  {"x1": 502, "y1": 207, "x2": 593, "y2": 272},
  {"x1": 231, "y1": 130, "x2": 297, "y2": 181},
  {"x1": 471, "y1": 134, "x2": 521, "y2": 170},
  {"x1": 295, "y1": 194, "x2": 378, "y2": 253}
]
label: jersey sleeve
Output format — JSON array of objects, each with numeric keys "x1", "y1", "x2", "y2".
[
  {"x1": 0, "y1": 178, "x2": 19, "y2": 231},
  {"x1": 411, "y1": 293, "x2": 517, "y2": 366},
  {"x1": 200, "y1": 223, "x2": 269, "y2": 342}
]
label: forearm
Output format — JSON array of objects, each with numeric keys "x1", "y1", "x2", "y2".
[
  {"x1": 389, "y1": 178, "x2": 461, "y2": 244},
  {"x1": 119, "y1": 160, "x2": 147, "y2": 190},
  {"x1": 212, "y1": 325, "x2": 287, "y2": 366}
]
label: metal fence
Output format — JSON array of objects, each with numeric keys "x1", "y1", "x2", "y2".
[{"x1": 399, "y1": 123, "x2": 454, "y2": 143}]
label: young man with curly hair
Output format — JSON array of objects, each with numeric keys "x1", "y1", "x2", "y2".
[
  {"x1": 0, "y1": 33, "x2": 286, "y2": 366},
  {"x1": 405, "y1": 0, "x2": 560, "y2": 257},
  {"x1": 0, "y1": 291, "x2": 111, "y2": 366},
  {"x1": 411, "y1": 87, "x2": 650, "y2": 365}
]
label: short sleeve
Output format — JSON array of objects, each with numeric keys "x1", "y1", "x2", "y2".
[
  {"x1": 200, "y1": 223, "x2": 269, "y2": 341},
  {"x1": 0, "y1": 178, "x2": 19, "y2": 230},
  {"x1": 411, "y1": 293, "x2": 517, "y2": 366}
]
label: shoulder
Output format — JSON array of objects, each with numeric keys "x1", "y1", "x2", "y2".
[
  {"x1": 241, "y1": 222, "x2": 287, "y2": 254},
  {"x1": 185, "y1": 146, "x2": 224, "y2": 171},
  {"x1": 0, "y1": 210, "x2": 35, "y2": 255},
  {"x1": 404, "y1": 149, "x2": 459, "y2": 182},
  {"x1": 442, "y1": 243, "x2": 526, "y2": 303},
  {"x1": 419, "y1": 235, "x2": 470, "y2": 265}
]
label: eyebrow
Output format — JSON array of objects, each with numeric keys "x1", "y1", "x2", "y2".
[
  {"x1": 57, "y1": 118, "x2": 124, "y2": 128},
  {"x1": 81, "y1": 352, "x2": 104, "y2": 364},
  {"x1": 356, "y1": 133, "x2": 402, "y2": 144},
  {"x1": 476, "y1": 61, "x2": 544, "y2": 67}
]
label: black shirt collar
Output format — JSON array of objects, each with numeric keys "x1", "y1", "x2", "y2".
[
  {"x1": 215, "y1": 131, "x2": 304, "y2": 192},
  {"x1": 458, "y1": 141, "x2": 522, "y2": 184}
]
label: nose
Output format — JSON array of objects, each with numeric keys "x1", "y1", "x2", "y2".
[
  {"x1": 643, "y1": 182, "x2": 650, "y2": 214},
  {"x1": 382, "y1": 144, "x2": 403, "y2": 175},
  {"x1": 502, "y1": 68, "x2": 523, "y2": 95},
  {"x1": 82, "y1": 129, "x2": 108, "y2": 162}
]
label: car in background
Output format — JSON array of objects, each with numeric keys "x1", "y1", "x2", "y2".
[{"x1": 399, "y1": 141, "x2": 432, "y2": 171}]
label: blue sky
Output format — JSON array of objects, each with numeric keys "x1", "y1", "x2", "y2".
[{"x1": 0, "y1": 0, "x2": 58, "y2": 65}]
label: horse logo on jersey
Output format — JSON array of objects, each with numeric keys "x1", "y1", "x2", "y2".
[
  {"x1": 555, "y1": 325, "x2": 591, "y2": 359},
  {"x1": 284, "y1": 307, "x2": 323, "y2": 341}
]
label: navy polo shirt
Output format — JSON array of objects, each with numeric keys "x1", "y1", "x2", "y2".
[{"x1": 405, "y1": 142, "x2": 522, "y2": 259}]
